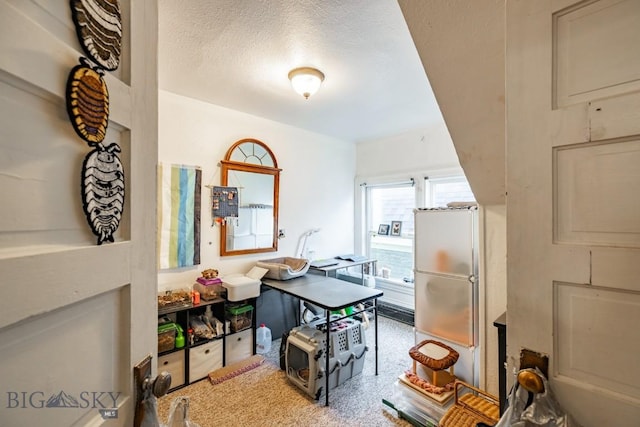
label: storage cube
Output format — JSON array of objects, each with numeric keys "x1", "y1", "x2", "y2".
[
  {"x1": 189, "y1": 339, "x2": 223, "y2": 382},
  {"x1": 158, "y1": 350, "x2": 185, "y2": 389},
  {"x1": 225, "y1": 328, "x2": 253, "y2": 365}
]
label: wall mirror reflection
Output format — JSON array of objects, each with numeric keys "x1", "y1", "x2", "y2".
[{"x1": 220, "y1": 138, "x2": 280, "y2": 256}]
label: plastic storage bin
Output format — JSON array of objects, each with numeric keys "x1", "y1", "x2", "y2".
[
  {"x1": 226, "y1": 304, "x2": 253, "y2": 333},
  {"x1": 193, "y1": 280, "x2": 224, "y2": 301},
  {"x1": 222, "y1": 266, "x2": 267, "y2": 301},
  {"x1": 158, "y1": 322, "x2": 177, "y2": 353}
]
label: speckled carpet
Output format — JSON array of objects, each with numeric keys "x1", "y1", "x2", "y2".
[{"x1": 157, "y1": 316, "x2": 415, "y2": 427}]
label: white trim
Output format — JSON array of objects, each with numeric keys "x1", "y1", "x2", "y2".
[{"x1": 375, "y1": 279, "x2": 414, "y2": 310}]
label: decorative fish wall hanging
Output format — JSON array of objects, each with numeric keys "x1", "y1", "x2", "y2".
[
  {"x1": 70, "y1": 0, "x2": 122, "y2": 71},
  {"x1": 81, "y1": 142, "x2": 125, "y2": 245},
  {"x1": 66, "y1": 58, "x2": 110, "y2": 144}
]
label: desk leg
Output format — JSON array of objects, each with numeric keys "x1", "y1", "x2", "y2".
[
  {"x1": 374, "y1": 299, "x2": 379, "y2": 375},
  {"x1": 325, "y1": 309, "x2": 330, "y2": 406}
]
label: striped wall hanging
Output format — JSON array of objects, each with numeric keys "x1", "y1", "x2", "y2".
[{"x1": 158, "y1": 164, "x2": 202, "y2": 269}]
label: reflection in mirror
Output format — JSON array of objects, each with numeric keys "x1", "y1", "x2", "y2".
[{"x1": 220, "y1": 139, "x2": 280, "y2": 256}]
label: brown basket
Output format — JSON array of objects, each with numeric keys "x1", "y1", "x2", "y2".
[
  {"x1": 440, "y1": 380, "x2": 500, "y2": 427},
  {"x1": 409, "y1": 339, "x2": 459, "y2": 370}
]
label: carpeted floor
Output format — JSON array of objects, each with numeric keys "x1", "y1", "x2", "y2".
[{"x1": 157, "y1": 315, "x2": 416, "y2": 426}]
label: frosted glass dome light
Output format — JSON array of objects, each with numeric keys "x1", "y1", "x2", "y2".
[{"x1": 288, "y1": 67, "x2": 325, "y2": 99}]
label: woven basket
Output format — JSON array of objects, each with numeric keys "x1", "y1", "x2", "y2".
[{"x1": 440, "y1": 380, "x2": 500, "y2": 427}]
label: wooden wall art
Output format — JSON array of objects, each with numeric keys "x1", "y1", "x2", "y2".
[
  {"x1": 81, "y1": 142, "x2": 125, "y2": 245},
  {"x1": 70, "y1": 0, "x2": 122, "y2": 71},
  {"x1": 67, "y1": 1, "x2": 124, "y2": 245},
  {"x1": 66, "y1": 59, "x2": 110, "y2": 144}
]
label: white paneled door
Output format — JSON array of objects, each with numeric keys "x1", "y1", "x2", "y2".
[
  {"x1": 0, "y1": 1, "x2": 157, "y2": 426},
  {"x1": 507, "y1": 0, "x2": 640, "y2": 425}
]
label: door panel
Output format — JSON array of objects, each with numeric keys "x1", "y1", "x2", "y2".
[
  {"x1": 414, "y1": 210, "x2": 474, "y2": 275},
  {"x1": 555, "y1": 137, "x2": 640, "y2": 247},
  {"x1": 0, "y1": 1, "x2": 157, "y2": 426},
  {"x1": 554, "y1": 282, "x2": 640, "y2": 399},
  {"x1": 414, "y1": 272, "x2": 474, "y2": 346},
  {"x1": 0, "y1": 290, "x2": 126, "y2": 426},
  {"x1": 507, "y1": 0, "x2": 640, "y2": 425},
  {"x1": 554, "y1": 0, "x2": 640, "y2": 108}
]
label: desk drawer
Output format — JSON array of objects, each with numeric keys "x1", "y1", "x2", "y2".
[
  {"x1": 225, "y1": 329, "x2": 253, "y2": 365},
  {"x1": 158, "y1": 350, "x2": 185, "y2": 389},
  {"x1": 189, "y1": 339, "x2": 223, "y2": 381}
]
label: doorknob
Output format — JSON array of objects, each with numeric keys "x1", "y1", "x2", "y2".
[
  {"x1": 134, "y1": 355, "x2": 172, "y2": 427},
  {"x1": 143, "y1": 371, "x2": 172, "y2": 398}
]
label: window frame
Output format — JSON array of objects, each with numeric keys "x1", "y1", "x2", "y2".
[
  {"x1": 354, "y1": 170, "x2": 474, "y2": 287},
  {"x1": 424, "y1": 175, "x2": 476, "y2": 208},
  {"x1": 361, "y1": 179, "x2": 418, "y2": 286}
]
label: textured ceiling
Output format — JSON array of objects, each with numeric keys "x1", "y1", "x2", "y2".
[{"x1": 158, "y1": 0, "x2": 444, "y2": 142}]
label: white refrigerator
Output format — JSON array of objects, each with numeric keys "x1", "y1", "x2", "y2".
[{"x1": 413, "y1": 206, "x2": 479, "y2": 386}]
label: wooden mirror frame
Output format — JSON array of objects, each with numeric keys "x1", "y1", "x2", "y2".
[{"x1": 220, "y1": 138, "x2": 281, "y2": 256}]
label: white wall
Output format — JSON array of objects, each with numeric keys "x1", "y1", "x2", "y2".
[
  {"x1": 356, "y1": 125, "x2": 460, "y2": 177},
  {"x1": 398, "y1": 0, "x2": 506, "y2": 206},
  {"x1": 354, "y1": 124, "x2": 463, "y2": 308},
  {"x1": 479, "y1": 204, "x2": 506, "y2": 394},
  {"x1": 158, "y1": 91, "x2": 356, "y2": 290}
]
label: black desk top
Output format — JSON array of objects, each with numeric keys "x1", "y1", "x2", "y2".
[
  {"x1": 261, "y1": 275, "x2": 383, "y2": 311},
  {"x1": 308, "y1": 258, "x2": 375, "y2": 273}
]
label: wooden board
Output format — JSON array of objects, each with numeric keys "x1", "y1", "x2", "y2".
[
  {"x1": 398, "y1": 373, "x2": 454, "y2": 405},
  {"x1": 208, "y1": 354, "x2": 264, "y2": 385}
]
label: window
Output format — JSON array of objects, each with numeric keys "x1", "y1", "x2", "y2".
[
  {"x1": 361, "y1": 175, "x2": 475, "y2": 286},
  {"x1": 364, "y1": 182, "x2": 415, "y2": 283},
  {"x1": 424, "y1": 176, "x2": 475, "y2": 208}
]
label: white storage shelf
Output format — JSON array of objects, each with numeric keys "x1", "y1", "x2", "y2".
[{"x1": 156, "y1": 298, "x2": 256, "y2": 391}]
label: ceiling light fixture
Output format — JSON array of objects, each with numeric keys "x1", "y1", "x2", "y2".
[{"x1": 288, "y1": 67, "x2": 325, "y2": 99}]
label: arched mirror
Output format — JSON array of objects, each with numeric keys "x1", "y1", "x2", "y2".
[{"x1": 220, "y1": 138, "x2": 280, "y2": 256}]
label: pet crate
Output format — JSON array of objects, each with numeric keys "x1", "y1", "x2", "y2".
[{"x1": 285, "y1": 317, "x2": 367, "y2": 399}]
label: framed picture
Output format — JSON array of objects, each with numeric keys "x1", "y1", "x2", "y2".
[
  {"x1": 390, "y1": 221, "x2": 402, "y2": 236},
  {"x1": 377, "y1": 224, "x2": 390, "y2": 235}
]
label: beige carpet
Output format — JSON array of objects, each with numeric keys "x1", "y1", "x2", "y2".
[{"x1": 157, "y1": 360, "x2": 409, "y2": 427}]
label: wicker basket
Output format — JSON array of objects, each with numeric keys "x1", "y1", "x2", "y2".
[{"x1": 440, "y1": 380, "x2": 500, "y2": 427}]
